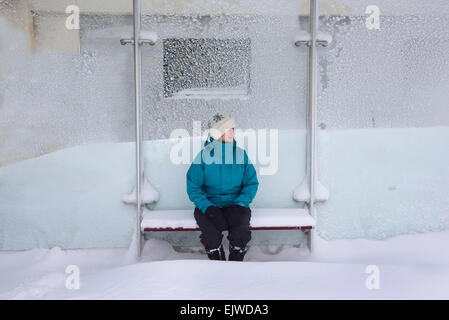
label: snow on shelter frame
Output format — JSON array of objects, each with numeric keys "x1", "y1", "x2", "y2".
[{"x1": 120, "y1": 0, "x2": 321, "y2": 258}]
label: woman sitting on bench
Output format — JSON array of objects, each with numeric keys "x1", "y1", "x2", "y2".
[{"x1": 186, "y1": 113, "x2": 259, "y2": 261}]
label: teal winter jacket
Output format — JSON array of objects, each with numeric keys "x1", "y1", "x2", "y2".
[{"x1": 186, "y1": 136, "x2": 259, "y2": 214}]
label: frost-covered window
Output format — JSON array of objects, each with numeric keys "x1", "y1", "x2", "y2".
[{"x1": 163, "y1": 38, "x2": 251, "y2": 98}]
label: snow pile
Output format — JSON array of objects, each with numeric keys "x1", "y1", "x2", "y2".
[
  {"x1": 122, "y1": 177, "x2": 160, "y2": 205},
  {"x1": 1, "y1": 230, "x2": 449, "y2": 299},
  {"x1": 292, "y1": 176, "x2": 330, "y2": 202}
]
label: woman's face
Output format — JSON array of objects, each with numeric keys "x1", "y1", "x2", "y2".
[{"x1": 220, "y1": 128, "x2": 235, "y2": 143}]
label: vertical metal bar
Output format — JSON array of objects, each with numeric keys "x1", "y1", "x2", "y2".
[
  {"x1": 133, "y1": 0, "x2": 143, "y2": 257},
  {"x1": 308, "y1": 0, "x2": 318, "y2": 219},
  {"x1": 305, "y1": 0, "x2": 318, "y2": 253}
]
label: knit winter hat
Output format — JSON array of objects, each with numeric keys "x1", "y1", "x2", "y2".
[{"x1": 207, "y1": 113, "x2": 236, "y2": 140}]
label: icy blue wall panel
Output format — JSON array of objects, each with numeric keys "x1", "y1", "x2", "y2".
[{"x1": 317, "y1": 127, "x2": 449, "y2": 240}]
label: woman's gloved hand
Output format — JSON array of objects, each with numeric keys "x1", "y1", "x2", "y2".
[{"x1": 205, "y1": 206, "x2": 228, "y2": 232}]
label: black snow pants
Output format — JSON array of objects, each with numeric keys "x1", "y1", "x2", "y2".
[{"x1": 193, "y1": 205, "x2": 251, "y2": 251}]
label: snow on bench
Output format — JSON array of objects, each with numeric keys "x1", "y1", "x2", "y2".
[{"x1": 141, "y1": 207, "x2": 315, "y2": 232}]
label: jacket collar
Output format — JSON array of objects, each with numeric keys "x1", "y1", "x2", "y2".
[{"x1": 204, "y1": 135, "x2": 237, "y2": 150}]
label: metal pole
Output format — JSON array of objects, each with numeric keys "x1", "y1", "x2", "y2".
[
  {"x1": 121, "y1": 2, "x2": 156, "y2": 258},
  {"x1": 133, "y1": 0, "x2": 143, "y2": 258},
  {"x1": 308, "y1": 0, "x2": 318, "y2": 219}
]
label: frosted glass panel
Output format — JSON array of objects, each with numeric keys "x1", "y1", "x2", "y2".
[
  {"x1": 316, "y1": 0, "x2": 449, "y2": 240},
  {"x1": 141, "y1": 14, "x2": 308, "y2": 139},
  {"x1": 0, "y1": 1, "x2": 136, "y2": 250},
  {"x1": 3, "y1": 0, "x2": 448, "y2": 250},
  {"x1": 162, "y1": 38, "x2": 251, "y2": 98},
  {"x1": 0, "y1": 1, "x2": 309, "y2": 250},
  {"x1": 139, "y1": 11, "x2": 309, "y2": 245},
  {"x1": 0, "y1": 5, "x2": 135, "y2": 166},
  {"x1": 318, "y1": 0, "x2": 449, "y2": 129}
]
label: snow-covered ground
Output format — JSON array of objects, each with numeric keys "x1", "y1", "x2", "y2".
[{"x1": 1, "y1": 230, "x2": 448, "y2": 300}]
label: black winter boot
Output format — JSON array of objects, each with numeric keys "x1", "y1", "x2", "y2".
[
  {"x1": 228, "y1": 245, "x2": 248, "y2": 261},
  {"x1": 206, "y1": 244, "x2": 226, "y2": 261}
]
